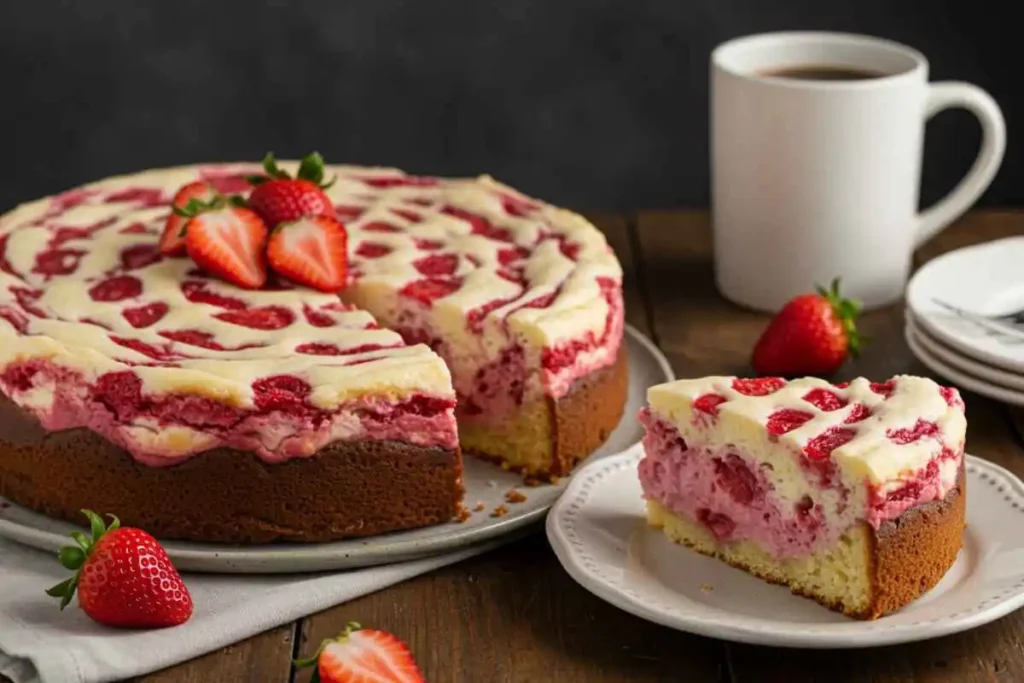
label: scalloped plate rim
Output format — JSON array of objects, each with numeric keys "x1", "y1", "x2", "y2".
[{"x1": 547, "y1": 448, "x2": 1024, "y2": 648}]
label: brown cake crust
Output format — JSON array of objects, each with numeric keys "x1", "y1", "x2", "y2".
[
  {"x1": 0, "y1": 348, "x2": 628, "y2": 543},
  {"x1": 550, "y1": 346, "x2": 629, "y2": 476},
  {"x1": 865, "y1": 463, "x2": 966, "y2": 619},
  {"x1": 0, "y1": 396, "x2": 463, "y2": 544}
]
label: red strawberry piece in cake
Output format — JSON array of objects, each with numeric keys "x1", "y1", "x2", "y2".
[
  {"x1": 356, "y1": 242, "x2": 392, "y2": 258},
  {"x1": 182, "y1": 200, "x2": 268, "y2": 290},
  {"x1": 122, "y1": 301, "x2": 169, "y2": 328},
  {"x1": 159, "y1": 181, "x2": 220, "y2": 256},
  {"x1": 246, "y1": 151, "x2": 336, "y2": 227},
  {"x1": 266, "y1": 215, "x2": 348, "y2": 292},
  {"x1": 638, "y1": 374, "x2": 967, "y2": 620},
  {"x1": 399, "y1": 278, "x2": 462, "y2": 305}
]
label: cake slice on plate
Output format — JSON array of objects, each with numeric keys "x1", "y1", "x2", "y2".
[{"x1": 637, "y1": 375, "x2": 966, "y2": 619}]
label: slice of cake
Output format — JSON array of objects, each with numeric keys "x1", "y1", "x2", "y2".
[
  {"x1": 0, "y1": 161, "x2": 626, "y2": 543},
  {"x1": 637, "y1": 375, "x2": 966, "y2": 619}
]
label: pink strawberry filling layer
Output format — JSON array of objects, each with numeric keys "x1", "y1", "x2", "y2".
[
  {"x1": 638, "y1": 410, "x2": 833, "y2": 557},
  {"x1": 0, "y1": 360, "x2": 458, "y2": 467},
  {"x1": 392, "y1": 279, "x2": 624, "y2": 423},
  {"x1": 637, "y1": 410, "x2": 959, "y2": 559}
]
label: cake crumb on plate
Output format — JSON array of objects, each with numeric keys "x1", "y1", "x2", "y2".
[
  {"x1": 473, "y1": 501, "x2": 486, "y2": 512},
  {"x1": 701, "y1": 583, "x2": 714, "y2": 593},
  {"x1": 505, "y1": 488, "x2": 527, "y2": 504},
  {"x1": 454, "y1": 505, "x2": 471, "y2": 522},
  {"x1": 491, "y1": 505, "x2": 509, "y2": 518}
]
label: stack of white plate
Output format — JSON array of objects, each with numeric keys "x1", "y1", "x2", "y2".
[{"x1": 906, "y1": 237, "x2": 1024, "y2": 407}]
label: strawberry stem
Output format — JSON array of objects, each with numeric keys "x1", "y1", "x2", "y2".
[
  {"x1": 293, "y1": 622, "x2": 363, "y2": 668},
  {"x1": 247, "y1": 151, "x2": 336, "y2": 189},
  {"x1": 261, "y1": 152, "x2": 290, "y2": 180},
  {"x1": 814, "y1": 278, "x2": 866, "y2": 359},
  {"x1": 47, "y1": 510, "x2": 120, "y2": 611}
]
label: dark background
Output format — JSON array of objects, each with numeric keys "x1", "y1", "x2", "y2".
[{"x1": 1, "y1": 0, "x2": 1018, "y2": 213}]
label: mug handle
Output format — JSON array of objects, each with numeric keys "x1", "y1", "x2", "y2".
[{"x1": 916, "y1": 82, "x2": 1006, "y2": 248}]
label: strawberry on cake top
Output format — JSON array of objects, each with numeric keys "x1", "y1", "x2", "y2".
[{"x1": 0, "y1": 160, "x2": 624, "y2": 476}]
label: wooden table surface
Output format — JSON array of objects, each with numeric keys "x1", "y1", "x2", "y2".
[{"x1": 20, "y1": 210, "x2": 1024, "y2": 683}]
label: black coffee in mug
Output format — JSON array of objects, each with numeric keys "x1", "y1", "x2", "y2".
[{"x1": 759, "y1": 65, "x2": 886, "y2": 81}]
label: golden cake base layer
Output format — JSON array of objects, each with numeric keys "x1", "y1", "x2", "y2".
[
  {"x1": 646, "y1": 465, "x2": 965, "y2": 619},
  {"x1": 462, "y1": 347, "x2": 628, "y2": 480}
]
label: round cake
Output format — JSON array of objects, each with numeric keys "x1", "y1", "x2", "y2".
[{"x1": 0, "y1": 162, "x2": 627, "y2": 543}]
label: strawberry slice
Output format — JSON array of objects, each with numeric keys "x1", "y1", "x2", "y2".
[
  {"x1": 247, "y1": 151, "x2": 336, "y2": 228},
  {"x1": 159, "y1": 182, "x2": 219, "y2": 256},
  {"x1": 267, "y1": 215, "x2": 348, "y2": 292},
  {"x1": 183, "y1": 200, "x2": 268, "y2": 289},
  {"x1": 295, "y1": 622, "x2": 425, "y2": 683}
]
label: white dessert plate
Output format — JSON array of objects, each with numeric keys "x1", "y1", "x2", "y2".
[
  {"x1": 547, "y1": 447, "x2": 1024, "y2": 648},
  {"x1": 905, "y1": 321, "x2": 1024, "y2": 407},
  {"x1": 906, "y1": 237, "x2": 1024, "y2": 373},
  {"x1": 907, "y1": 312, "x2": 1024, "y2": 392},
  {"x1": 0, "y1": 325, "x2": 672, "y2": 574}
]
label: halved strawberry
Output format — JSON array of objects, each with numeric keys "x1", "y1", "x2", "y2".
[
  {"x1": 159, "y1": 182, "x2": 219, "y2": 256},
  {"x1": 267, "y1": 215, "x2": 348, "y2": 292},
  {"x1": 183, "y1": 199, "x2": 268, "y2": 289},
  {"x1": 247, "y1": 151, "x2": 336, "y2": 228},
  {"x1": 294, "y1": 622, "x2": 424, "y2": 683}
]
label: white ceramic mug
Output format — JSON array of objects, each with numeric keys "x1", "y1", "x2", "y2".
[{"x1": 711, "y1": 32, "x2": 1006, "y2": 312}]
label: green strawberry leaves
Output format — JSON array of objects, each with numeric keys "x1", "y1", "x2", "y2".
[
  {"x1": 247, "y1": 151, "x2": 336, "y2": 189},
  {"x1": 815, "y1": 278, "x2": 869, "y2": 358},
  {"x1": 47, "y1": 510, "x2": 121, "y2": 610},
  {"x1": 172, "y1": 195, "x2": 248, "y2": 238},
  {"x1": 293, "y1": 621, "x2": 363, "y2": 680},
  {"x1": 172, "y1": 196, "x2": 224, "y2": 219}
]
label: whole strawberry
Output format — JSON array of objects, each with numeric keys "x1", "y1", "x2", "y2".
[
  {"x1": 247, "y1": 151, "x2": 336, "y2": 228},
  {"x1": 295, "y1": 622, "x2": 425, "y2": 683},
  {"x1": 46, "y1": 510, "x2": 193, "y2": 629},
  {"x1": 751, "y1": 278, "x2": 866, "y2": 377}
]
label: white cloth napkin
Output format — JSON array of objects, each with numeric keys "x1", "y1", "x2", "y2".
[{"x1": 0, "y1": 536, "x2": 496, "y2": 683}]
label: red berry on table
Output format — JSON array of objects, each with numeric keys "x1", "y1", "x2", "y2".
[
  {"x1": 45, "y1": 510, "x2": 193, "y2": 629},
  {"x1": 751, "y1": 278, "x2": 866, "y2": 377},
  {"x1": 181, "y1": 199, "x2": 269, "y2": 289},
  {"x1": 159, "y1": 181, "x2": 220, "y2": 256},
  {"x1": 247, "y1": 151, "x2": 336, "y2": 228},
  {"x1": 267, "y1": 215, "x2": 349, "y2": 293},
  {"x1": 294, "y1": 622, "x2": 425, "y2": 683}
]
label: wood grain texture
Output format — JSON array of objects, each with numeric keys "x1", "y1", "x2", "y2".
[
  {"x1": 7, "y1": 210, "x2": 1023, "y2": 683},
  {"x1": 634, "y1": 209, "x2": 1024, "y2": 683},
  {"x1": 293, "y1": 533, "x2": 727, "y2": 683},
  {"x1": 135, "y1": 625, "x2": 296, "y2": 683}
]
